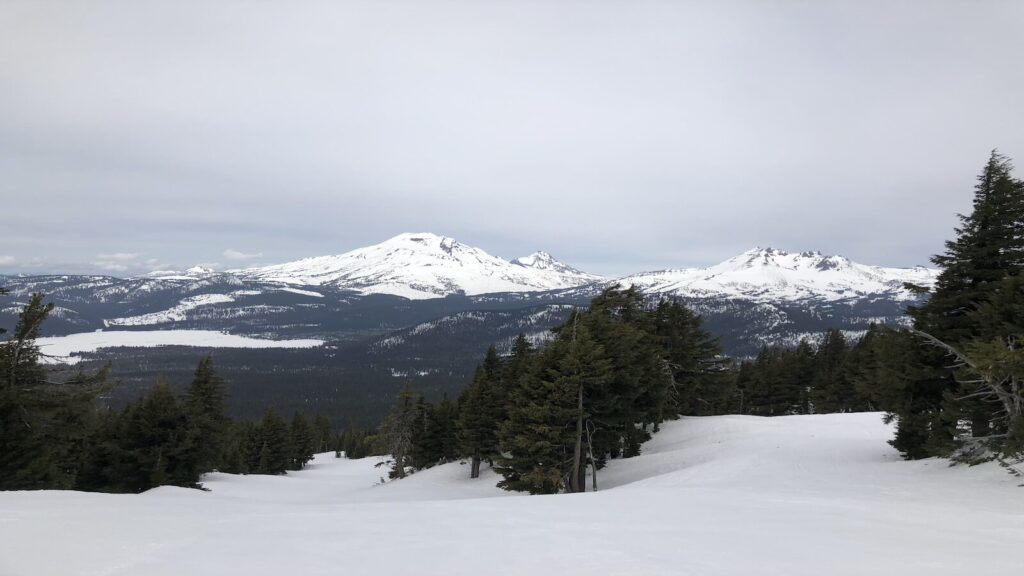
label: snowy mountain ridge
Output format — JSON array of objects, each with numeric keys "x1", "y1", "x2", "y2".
[
  {"x1": 225, "y1": 234, "x2": 937, "y2": 302},
  {"x1": 619, "y1": 246, "x2": 938, "y2": 303},
  {"x1": 235, "y1": 233, "x2": 604, "y2": 299},
  {"x1": 48, "y1": 235, "x2": 938, "y2": 303}
]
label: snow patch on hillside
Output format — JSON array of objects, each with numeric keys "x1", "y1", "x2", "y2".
[{"x1": 105, "y1": 294, "x2": 235, "y2": 327}]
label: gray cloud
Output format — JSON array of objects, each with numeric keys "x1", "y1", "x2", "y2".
[
  {"x1": 1, "y1": 0, "x2": 1022, "y2": 277},
  {"x1": 223, "y1": 249, "x2": 264, "y2": 262}
]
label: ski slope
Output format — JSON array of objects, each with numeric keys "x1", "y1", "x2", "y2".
[{"x1": 1, "y1": 413, "x2": 1021, "y2": 576}]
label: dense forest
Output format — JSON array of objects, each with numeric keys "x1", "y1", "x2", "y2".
[{"x1": 2, "y1": 152, "x2": 1022, "y2": 494}]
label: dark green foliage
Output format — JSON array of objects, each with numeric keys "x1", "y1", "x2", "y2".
[
  {"x1": 847, "y1": 324, "x2": 954, "y2": 459},
  {"x1": 184, "y1": 355, "x2": 229, "y2": 473},
  {"x1": 891, "y1": 152, "x2": 1024, "y2": 458},
  {"x1": 457, "y1": 365, "x2": 501, "y2": 478},
  {"x1": 810, "y1": 329, "x2": 866, "y2": 413},
  {"x1": 651, "y1": 299, "x2": 732, "y2": 416},
  {"x1": 313, "y1": 414, "x2": 333, "y2": 453},
  {"x1": 338, "y1": 425, "x2": 374, "y2": 459},
  {"x1": 118, "y1": 381, "x2": 201, "y2": 491},
  {"x1": 497, "y1": 336, "x2": 580, "y2": 494},
  {"x1": 411, "y1": 394, "x2": 459, "y2": 469},
  {"x1": 736, "y1": 331, "x2": 876, "y2": 418},
  {"x1": 911, "y1": 152, "x2": 1024, "y2": 343},
  {"x1": 485, "y1": 288, "x2": 723, "y2": 493},
  {"x1": 0, "y1": 293, "x2": 110, "y2": 490},
  {"x1": 289, "y1": 412, "x2": 316, "y2": 471},
  {"x1": 378, "y1": 383, "x2": 420, "y2": 479},
  {"x1": 740, "y1": 346, "x2": 807, "y2": 416},
  {"x1": 256, "y1": 408, "x2": 292, "y2": 475}
]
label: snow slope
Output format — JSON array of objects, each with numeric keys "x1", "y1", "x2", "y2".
[
  {"x1": 36, "y1": 330, "x2": 324, "y2": 364},
  {"x1": 2, "y1": 413, "x2": 1021, "y2": 576},
  {"x1": 237, "y1": 233, "x2": 603, "y2": 299},
  {"x1": 621, "y1": 247, "x2": 938, "y2": 302},
  {"x1": 105, "y1": 294, "x2": 237, "y2": 326}
]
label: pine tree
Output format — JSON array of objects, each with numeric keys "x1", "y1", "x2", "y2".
[
  {"x1": 411, "y1": 394, "x2": 459, "y2": 469},
  {"x1": 497, "y1": 340, "x2": 578, "y2": 494},
  {"x1": 900, "y1": 151, "x2": 1024, "y2": 455},
  {"x1": 184, "y1": 355, "x2": 228, "y2": 474},
  {"x1": 810, "y1": 329, "x2": 863, "y2": 413},
  {"x1": 288, "y1": 412, "x2": 316, "y2": 470},
  {"x1": 496, "y1": 313, "x2": 615, "y2": 494},
  {"x1": 118, "y1": 381, "x2": 198, "y2": 491},
  {"x1": 256, "y1": 408, "x2": 291, "y2": 475},
  {"x1": 0, "y1": 293, "x2": 110, "y2": 489},
  {"x1": 650, "y1": 299, "x2": 728, "y2": 416},
  {"x1": 457, "y1": 366, "x2": 498, "y2": 478},
  {"x1": 378, "y1": 382, "x2": 420, "y2": 479},
  {"x1": 313, "y1": 414, "x2": 333, "y2": 453},
  {"x1": 743, "y1": 346, "x2": 803, "y2": 416}
]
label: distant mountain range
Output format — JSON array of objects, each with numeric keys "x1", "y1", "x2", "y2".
[
  {"x1": 134, "y1": 232, "x2": 933, "y2": 303},
  {"x1": 0, "y1": 233, "x2": 938, "y2": 426}
]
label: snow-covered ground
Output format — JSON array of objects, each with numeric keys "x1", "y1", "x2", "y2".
[
  {"x1": 2, "y1": 413, "x2": 1021, "y2": 576},
  {"x1": 35, "y1": 330, "x2": 324, "y2": 364}
]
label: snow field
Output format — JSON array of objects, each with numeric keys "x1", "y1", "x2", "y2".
[
  {"x1": 35, "y1": 330, "x2": 324, "y2": 364},
  {"x1": 1, "y1": 413, "x2": 1021, "y2": 576}
]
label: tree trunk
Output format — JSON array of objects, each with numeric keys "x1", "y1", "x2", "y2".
[
  {"x1": 570, "y1": 383, "x2": 584, "y2": 493},
  {"x1": 470, "y1": 455, "x2": 481, "y2": 479},
  {"x1": 586, "y1": 421, "x2": 597, "y2": 491}
]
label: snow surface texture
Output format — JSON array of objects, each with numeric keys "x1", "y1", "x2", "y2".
[
  {"x1": 2, "y1": 413, "x2": 1021, "y2": 576},
  {"x1": 237, "y1": 232, "x2": 604, "y2": 299},
  {"x1": 621, "y1": 246, "x2": 938, "y2": 302},
  {"x1": 35, "y1": 330, "x2": 324, "y2": 364}
]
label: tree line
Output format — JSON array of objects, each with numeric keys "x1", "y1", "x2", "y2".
[
  {"x1": 0, "y1": 294, "x2": 334, "y2": 492},
  {"x1": 375, "y1": 289, "x2": 731, "y2": 494}
]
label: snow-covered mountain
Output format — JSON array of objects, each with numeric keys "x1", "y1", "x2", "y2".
[
  {"x1": 619, "y1": 247, "x2": 937, "y2": 303},
  {"x1": 236, "y1": 233, "x2": 603, "y2": 299}
]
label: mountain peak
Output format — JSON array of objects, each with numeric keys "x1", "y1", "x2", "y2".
[
  {"x1": 620, "y1": 247, "x2": 938, "y2": 303},
  {"x1": 239, "y1": 233, "x2": 601, "y2": 299}
]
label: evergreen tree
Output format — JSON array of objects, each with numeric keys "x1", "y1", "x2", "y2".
[
  {"x1": 288, "y1": 412, "x2": 316, "y2": 471},
  {"x1": 0, "y1": 293, "x2": 110, "y2": 490},
  {"x1": 184, "y1": 355, "x2": 228, "y2": 474},
  {"x1": 411, "y1": 394, "x2": 459, "y2": 469},
  {"x1": 340, "y1": 425, "x2": 371, "y2": 459},
  {"x1": 378, "y1": 382, "x2": 420, "y2": 479},
  {"x1": 256, "y1": 408, "x2": 291, "y2": 475},
  {"x1": 742, "y1": 346, "x2": 805, "y2": 416},
  {"x1": 650, "y1": 299, "x2": 729, "y2": 416},
  {"x1": 810, "y1": 329, "x2": 862, "y2": 413},
  {"x1": 457, "y1": 365, "x2": 502, "y2": 478},
  {"x1": 899, "y1": 151, "x2": 1024, "y2": 455},
  {"x1": 313, "y1": 414, "x2": 333, "y2": 453},
  {"x1": 497, "y1": 338, "x2": 579, "y2": 494},
  {"x1": 116, "y1": 381, "x2": 198, "y2": 491}
]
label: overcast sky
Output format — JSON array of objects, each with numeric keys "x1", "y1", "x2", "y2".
[{"x1": 2, "y1": 1, "x2": 1022, "y2": 277}]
